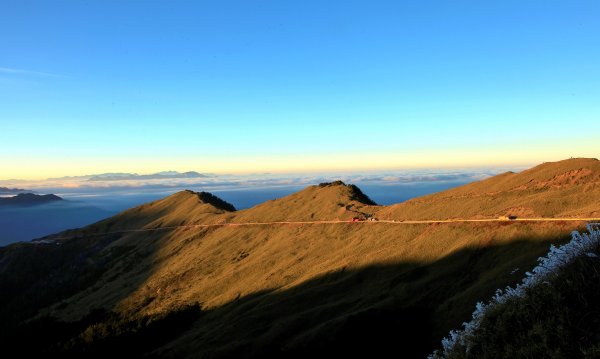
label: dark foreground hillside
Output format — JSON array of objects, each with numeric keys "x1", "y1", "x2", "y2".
[
  {"x1": 0, "y1": 234, "x2": 579, "y2": 359},
  {"x1": 431, "y1": 224, "x2": 600, "y2": 358}
]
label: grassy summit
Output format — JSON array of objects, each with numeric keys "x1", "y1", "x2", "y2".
[{"x1": 378, "y1": 158, "x2": 600, "y2": 220}]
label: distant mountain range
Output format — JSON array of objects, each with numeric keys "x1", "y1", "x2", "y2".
[
  {"x1": 87, "y1": 171, "x2": 208, "y2": 181},
  {"x1": 0, "y1": 193, "x2": 63, "y2": 206},
  {"x1": 0, "y1": 187, "x2": 27, "y2": 195},
  {"x1": 41, "y1": 171, "x2": 210, "y2": 182}
]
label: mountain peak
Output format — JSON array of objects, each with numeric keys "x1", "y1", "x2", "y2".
[
  {"x1": 0, "y1": 193, "x2": 63, "y2": 206},
  {"x1": 150, "y1": 190, "x2": 235, "y2": 213},
  {"x1": 317, "y1": 181, "x2": 377, "y2": 205},
  {"x1": 318, "y1": 180, "x2": 347, "y2": 187},
  {"x1": 527, "y1": 157, "x2": 599, "y2": 172},
  {"x1": 232, "y1": 181, "x2": 377, "y2": 222},
  {"x1": 510, "y1": 157, "x2": 600, "y2": 189},
  {"x1": 0, "y1": 186, "x2": 27, "y2": 194},
  {"x1": 87, "y1": 171, "x2": 208, "y2": 181},
  {"x1": 84, "y1": 190, "x2": 234, "y2": 232}
]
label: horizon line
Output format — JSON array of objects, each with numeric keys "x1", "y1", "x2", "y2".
[{"x1": 0, "y1": 161, "x2": 546, "y2": 183}]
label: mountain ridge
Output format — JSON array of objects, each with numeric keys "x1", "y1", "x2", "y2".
[
  {"x1": 1, "y1": 158, "x2": 599, "y2": 357},
  {"x1": 377, "y1": 157, "x2": 600, "y2": 220},
  {"x1": 0, "y1": 193, "x2": 62, "y2": 206},
  {"x1": 230, "y1": 180, "x2": 379, "y2": 223},
  {"x1": 0, "y1": 187, "x2": 27, "y2": 194},
  {"x1": 87, "y1": 171, "x2": 208, "y2": 181}
]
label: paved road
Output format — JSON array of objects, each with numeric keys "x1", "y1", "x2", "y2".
[{"x1": 39, "y1": 217, "x2": 600, "y2": 242}]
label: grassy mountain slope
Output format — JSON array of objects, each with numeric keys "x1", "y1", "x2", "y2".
[
  {"x1": 1, "y1": 158, "x2": 598, "y2": 357},
  {"x1": 377, "y1": 158, "x2": 600, "y2": 220},
  {"x1": 230, "y1": 181, "x2": 378, "y2": 223},
  {"x1": 54, "y1": 190, "x2": 235, "y2": 238}
]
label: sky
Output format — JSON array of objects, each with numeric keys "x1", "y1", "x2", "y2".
[{"x1": 1, "y1": 1, "x2": 599, "y2": 180}]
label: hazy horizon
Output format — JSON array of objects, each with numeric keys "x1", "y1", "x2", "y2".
[{"x1": 0, "y1": 165, "x2": 515, "y2": 206}]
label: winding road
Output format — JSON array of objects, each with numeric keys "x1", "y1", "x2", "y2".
[{"x1": 38, "y1": 217, "x2": 600, "y2": 242}]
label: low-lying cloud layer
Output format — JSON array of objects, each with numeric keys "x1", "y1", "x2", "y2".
[{"x1": 0, "y1": 167, "x2": 519, "y2": 196}]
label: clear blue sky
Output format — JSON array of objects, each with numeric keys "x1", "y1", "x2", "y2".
[{"x1": 1, "y1": 1, "x2": 599, "y2": 178}]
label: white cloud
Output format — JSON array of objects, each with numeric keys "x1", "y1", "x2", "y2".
[
  {"x1": 0, "y1": 66, "x2": 63, "y2": 78},
  {"x1": 0, "y1": 168, "x2": 509, "y2": 196}
]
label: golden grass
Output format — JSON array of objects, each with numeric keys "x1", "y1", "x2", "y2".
[
  {"x1": 8, "y1": 158, "x2": 599, "y2": 356},
  {"x1": 377, "y1": 158, "x2": 600, "y2": 220}
]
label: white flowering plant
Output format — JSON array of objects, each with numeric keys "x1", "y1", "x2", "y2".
[{"x1": 429, "y1": 223, "x2": 600, "y2": 359}]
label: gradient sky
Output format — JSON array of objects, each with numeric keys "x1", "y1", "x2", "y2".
[{"x1": 1, "y1": 1, "x2": 599, "y2": 179}]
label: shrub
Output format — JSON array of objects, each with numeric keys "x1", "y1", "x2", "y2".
[
  {"x1": 430, "y1": 223, "x2": 600, "y2": 358},
  {"x1": 1, "y1": 303, "x2": 203, "y2": 357}
]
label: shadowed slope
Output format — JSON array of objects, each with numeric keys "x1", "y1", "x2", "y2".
[
  {"x1": 0, "y1": 190, "x2": 233, "y2": 332},
  {"x1": 1, "y1": 230, "x2": 579, "y2": 359},
  {"x1": 430, "y1": 226, "x2": 600, "y2": 358},
  {"x1": 377, "y1": 158, "x2": 600, "y2": 220},
  {"x1": 155, "y1": 233, "x2": 575, "y2": 359},
  {"x1": 34, "y1": 220, "x2": 584, "y2": 330}
]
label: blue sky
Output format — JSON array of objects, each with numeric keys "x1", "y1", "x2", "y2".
[{"x1": 1, "y1": 1, "x2": 599, "y2": 179}]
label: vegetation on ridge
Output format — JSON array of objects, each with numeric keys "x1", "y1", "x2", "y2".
[
  {"x1": 431, "y1": 223, "x2": 600, "y2": 358},
  {"x1": 0, "y1": 303, "x2": 202, "y2": 357},
  {"x1": 190, "y1": 190, "x2": 236, "y2": 212},
  {"x1": 318, "y1": 181, "x2": 377, "y2": 205}
]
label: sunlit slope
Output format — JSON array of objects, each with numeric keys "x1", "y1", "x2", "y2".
[
  {"x1": 96, "y1": 190, "x2": 235, "y2": 228},
  {"x1": 377, "y1": 158, "x2": 600, "y2": 220},
  {"x1": 39, "y1": 182, "x2": 381, "y2": 319},
  {"x1": 54, "y1": 190, "x2": 235, "y2": 239},
  {"x1": 231, "y1": 181, "x2": 378, "y2": 223}
]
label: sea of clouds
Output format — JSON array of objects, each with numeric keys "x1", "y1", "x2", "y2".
[{"x1": 0, "y1": 167, "x2": 523, "y2": 211}]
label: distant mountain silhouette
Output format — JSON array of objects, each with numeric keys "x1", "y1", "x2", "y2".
[
  {"x1": 0, "y1": 187, "x2": 26, "y2": 194},
  {"x1": 87, "y1": 171, "x2": 208, "y2": 181},
  {"x1": 0, "y1": 193, "x2": 62, "y2": 206}
]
